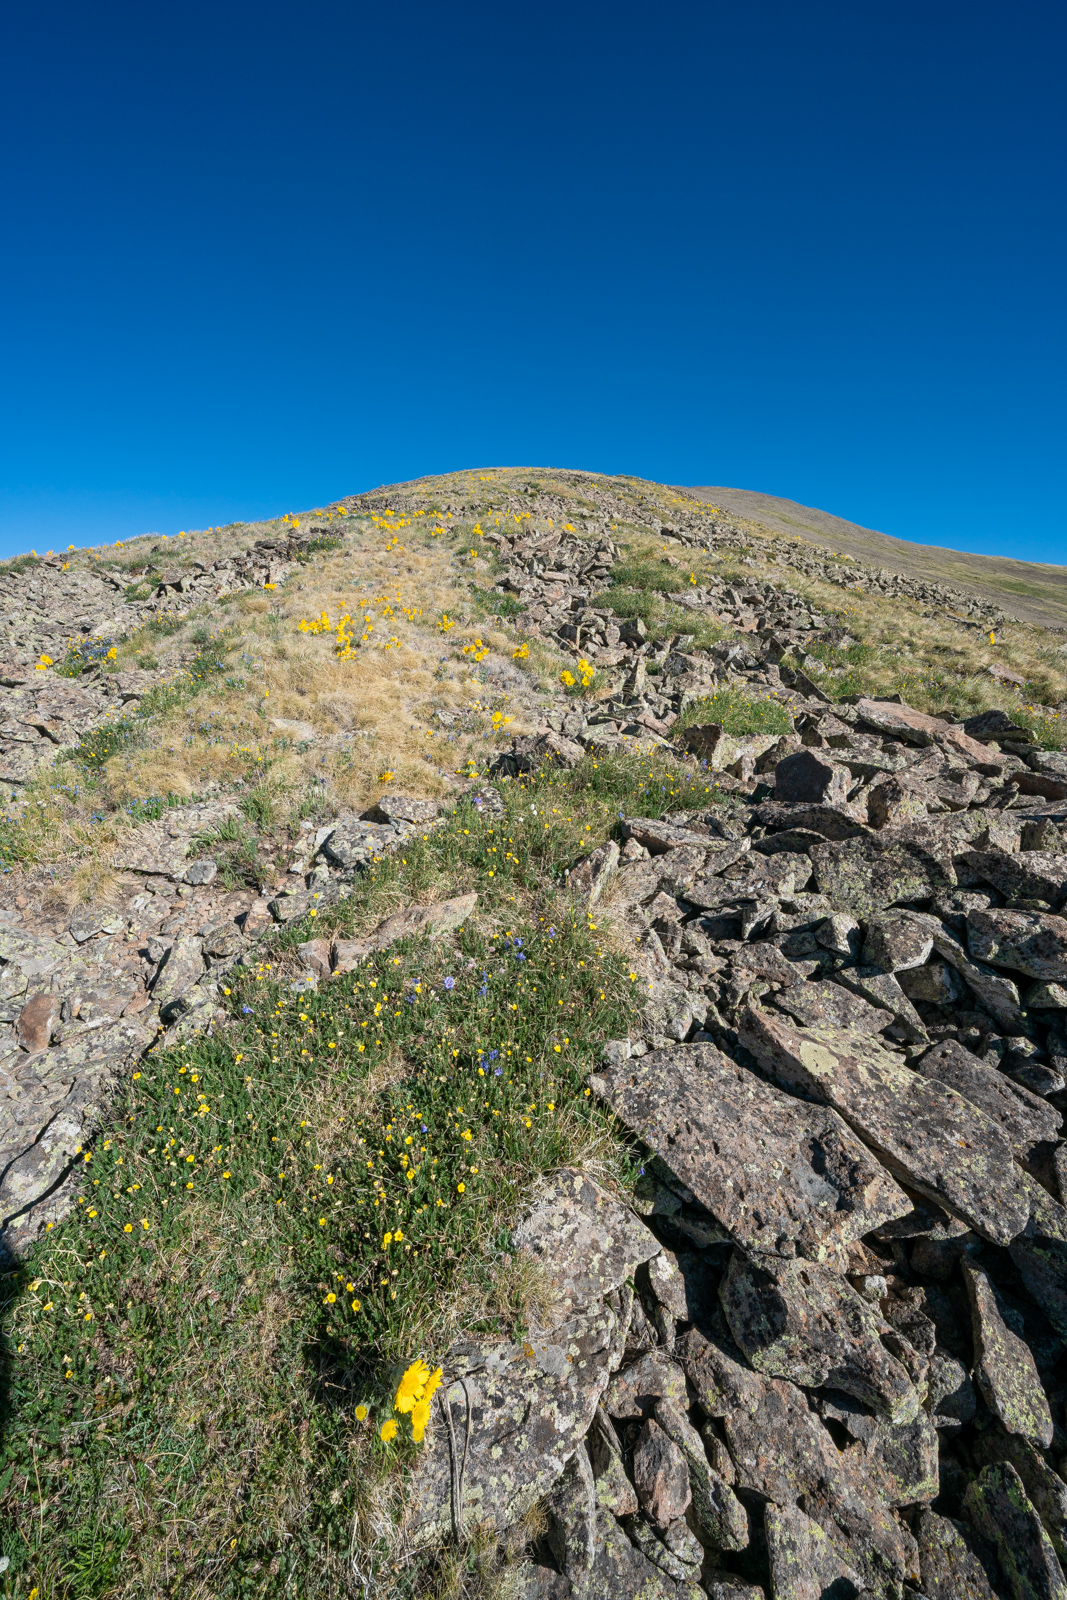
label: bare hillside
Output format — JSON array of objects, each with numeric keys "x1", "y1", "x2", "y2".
[{"x1": 687, "y1": 484, "x2": 1067, "y2": 631}]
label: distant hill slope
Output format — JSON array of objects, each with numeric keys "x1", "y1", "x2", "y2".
[{"x1": 685, "y1": 485, "x2": 1067, "y2": 631}]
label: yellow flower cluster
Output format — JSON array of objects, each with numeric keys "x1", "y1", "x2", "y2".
[
  {"x1": 561, "y1": 658, "x2": 595, "y2": 690},
  {"x1": 512, "y1": 641, "x2": 529, "y2": 661},
  {"x1": 35, "y1": 654, "x2": 53, "y2": 672},
  {"x1": 390, "y1": 1358, "x2": 443, "y2": 1443},
  {"x1": 463, "y1": 638, "x2": 489, "y2": 662},
  {"x1": 297, "y1": 611, "x2": 332, "y2": 635}
]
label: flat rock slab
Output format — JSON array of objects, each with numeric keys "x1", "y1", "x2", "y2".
[
  {"x1": 854, "y1": 697, "x2": 996, "y2": 764},
  {"x1": 810, "y1": 832, "x2": 955, "y2": 915},
  {"x1": 112, "y1": 800, "x2": 238, "y2": 878},
  {"x1": 331, "y1": 892, "x2": 477, "y2": 973},
  {"x1": 771, "y1": 979, "x2": 894, "y2": 1036},
  {"x1": 402, "y1": 1301, "x2": 622, "y2": 1550},
  {"x1": 916, "y1": 1509, "x2": 1002, "y2": 1600},
  {"x1": 764, "y1": 1502, "x2": 866, "y2": 1600},
  {"x1": 967, "y1": 908, "x2": 1067, "y2": 980},
  {"x1": 739, "y1": 1006, "x2": 1031, "y2": 1245},
  {"x1": 963, "y1": 1462, "x2": 1067, "y2": 1600},
  {"x1": 914, "y1": 1039, "x2": 1061, "y2": 1158},
  {"x1": 512, "y1": 1167, "x2": 660, "y2": 1322},
  {"x1": 721, "y1": 1374, "x2": 915, "y2": 1593},
  {"x1": 720, "y1": 1249, "x2": 919, "y2": 1421},
  {"x1": 962, "y1": 850, "x2": 1067, "y2": 911},
  {"x1": 592, "y1": 1042, "x2": 910, "y2": 1270},
  {"x1": 963, "y1": 1262, "x2": 1054, "y2": 1448}
]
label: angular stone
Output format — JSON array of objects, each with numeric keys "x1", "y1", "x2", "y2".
[
  {"x1": 593, "y1": 1042, "x2": 909, "y2": 1270},
  {"x1": 898, "y1": 958, "x2": 965, "y2": 1004},
  {"x1": 721, "y1": 1375, "x2": 916, "y2": 1593},
  {"x1": 513, "y1": 731, "x2": 584, "y2": 770},
  {"x1": 964, "y1": 1461, "x2": 1067, "y2": 1600},
  {"x1": 632, "y1": 1418, "x2": 692, "y2": 1527},
  {"x1": 621, "y1": 818, "x2": 718, "y2": 853},
  {"x1": 295, "y1": 938, "x2": 331, "y2": 977},
  {"x1": 402, "y1": 1301, "x2": 621, "y2": 1550},
  {"x1": 756, "y1": 801, "x2": 870, "y2": 841},
  {"x1": 924, "y1": 919, "x2": 1026, "y2": 1029},
  {"x1": 770, "y1": 980, "x2": 894, "y2": 1036},
  {"x1": 963, "y1": 1262, "x2": 1053, "y2": 1448},
  {"x1": 1027, "y1": 982, "x2": 1067, "y2": 1008},
  {"x1": 603, "y1": 1349, "x2": 688, "y2": 1420},
  {"x1": 565, "y1": 840, "x2": 620, "y2": 904},
  {"x1": 544, "y1": 1449, "x2": 597, "y2": 1583},
  {"x1": 916, "y1": 1509, "x2": 1002, "y2": 1600},
  {"x1": 739, "y1": 1005, "x2": 1031, "y2": 1244},
  {"x1": 645, "y1": 1247, "x2": 688, "y2": 1321},
  {"x1": 855, "y1": 697, "x2": 997, "y2": 764},
  {"x1": 830, "y1": 967, "x2": 928, "y2": 1043},
  {"x1": 151, "y1": 937, "x2": 205, "y2": 1010},
  {"x1": 962, "y1": 851, "x2": 1067, "y2": 911},
  {"x1": 69, "y1": 904, "x2": 124, "y2": 942},
  {"x1": 867, "y1": 773, "x2": 931, "y2": 829},
  {"x1": 764, "y1": 1501, "x2": 866, "y2": 1600},
  {"x1": 774, "y1": 750, "x2": 853, "y2": 807},
  {"x1": 512, "y1": 1167, "x2": 660, "y2": 1323},
  {"x1": 822, "y1": 1394, "x2": 940, "y2": 1503},
  {"x1": 588, "y1": 1408, "x2": 638, "y2": 1517},
  {"x1": 331, "y1": 892, "x2": 477, "y2": 972},
  {"x1": 914, "y1": 1039, "x2": 1061, "y2": 1159},
  {"x1": 926, "y1": 1348, "x2": 977, "y2": 1429},
  {"x1": 675, "y1": 1325, "x2": 766, "y2": 1420},
  {"x1": 863, "y1": 911, "x2": 935, "y2": 972},
  {"x1": 368, "y1": 794, "x2": 443, "y2": 825},
  {"x1": 16, "y1": 992, "x2": 59, "y2": 1053},
  {"x1": 967, "y1": 909, "x2": 1067, "y2": 981},
  {"x1": 1010, "y1": 1177, "x2": 1067, "y2": 1342},
  {"x1": 320, "y1": 817, "x2": 399, "y2": 870},
  {"x1": 719, "y1": 1250, "x2": 920, "y2": 1421},
  {"x1": 974, "y1": 1432, "x2": 1067, "y2": 1566},
  {"x1": 814, "y1": 912, "x2": 860, "y2": 957},
  {"x1": 653, "y1": 1397, "x2": 748, "y2": 1552},
  {"x1": 183, "y1": 858, "x2": 217, "y2": 886},
  {"x1": 810, "y1": 832, "x2": 955, "y2": 916}
]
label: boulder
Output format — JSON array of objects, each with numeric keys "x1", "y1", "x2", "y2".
[
  {"x1": 774, "y1": 750, "x2": 853, "y2": 807},
  {"x1": 964, "y1": 1461, "x2": 1067, "y2": 1600},
  {"x1": 810, "y1": 832, "x2": 955, "y2": 916},
  {"x1": 719, "y1": 1249, "x2": 920, "y2": 1421},
  {"x1": 739, "y1": 1005, "x2": 1031, "y2": 1244},
  {"x1": 961, "y1": 850, "x2": 1067, "y2": 910},
  {"x1": 331, "y1": 892, "x2": 477, "y2": 972},
  {"x1": 967, "y1": 908, "x2": 1067, "y2": 981},
  {"x1": 862, "y1": 911, "x2": 935, "y2": 972},
  {"x1": 916, "y1": 1508, "x2": 1002, "y2": 1600},
  {"x1": 511, "y1": 1167, "x2": 660, "y2": 1323},
  {"x1": 764, "y1": 1502, "x2": 866, "y2": 1600},
  {"x1": 963, "y1": 1262, "x2": 1053, "y2": 1448},
  {"x1": 592, "y1": 1042, "x2": 909, "y2": 1269},
  {"x1": 631, "y1": 1418, "x2": 692, "y2": 1527},
  {"x1": 913, "y1": 1039, "x2": 1061, "y2": 1160}
]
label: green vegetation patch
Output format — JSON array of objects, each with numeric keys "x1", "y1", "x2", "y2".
[{"x1": 676, "y1": 685, "x2": 794, "y2": 737}]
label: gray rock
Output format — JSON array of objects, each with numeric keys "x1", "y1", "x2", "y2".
[
  {"x1": 814, "y1": 912, "x2": 861, "y2": 957},
  {"x1": 512, "y1": 1167, "x2": 660, "y2": 1323},
  {"x1": 588, "y1": 1408, "x2": 638, "y2": 1516},
  {"x1": 183, "y1": 858, "x2": 217, "y2": 886},
  {"x1": 862, "y1": 911, "x2": 935, "y2": 972},
  {"x1": 764, "y1": 1501, "x2": 866, "y2": 1600},
  {"x1": 402, "y1": 1301, "x2": 622, "y2": 1550},
  {"x1": 913, "y1": 1039, "x2": 1061, "y2": 1161},
  {"x1": 368, "y1": 794, "x2": 443, "y2": 825},
  {"x1": 898, "y1": 959, "x2": 965, "y2": 1004},
  {"x1": 653, "y1": 1396, "x2": 749, "y2": 1552},
  {"x1": 593, "y1": 1042, "x2": 909, "y2": 1269},
  {"x1": 916, "y1": 1509, "x2": 1002, "y2": 1600},
  {"x1": 513, "y1": 731, "x2": 585, "y2": 770},
  {"x1": 739, "y1": 1005, "x2": 1031, "y2": 1244},
  {"x1": 962, "y1": 851, "x2": 1067, "y2": 911},
  {"x1": 810, "y1": 832, "x2": 955, "y2": 916},
  {"x1": 973, "y1": 1432, "x2": 1067, "y2": 1565},
  {"x1": 719, "y1": 1249, "x2": 920, "y2": 1421},
  {"x1": 603, "y1": 1349, "x2": 689, "y2": 1419},
  {"x1": 566, "y1": 840, "x2": 620, "y2": 904},
  {"x1": 964, "y1": 1461, "x2": 1067, "y2": 1600},
  {"x1": 151, "y1": 937, "x2": 205, "y2": 1010},
  {"x1": 319, "y1": 818, "x2": 397, "y2": 870},
  {"x1": 830, "y1": 967, "x2": 928, "y2": 1042},
  {"x1": 967, "y1": 909, "x2": 1067, "y2": 981},
  {"x1": 632, "y1": 1418, "x2": 692, "y2": 1527},
  {"x1": 771, "y1": 980, "x2": 895, "y2": 1036},
  {"x1": 721, "y1": 1374, "x2": 916, "y2": 1592},
  {"x1": 331, "y1": 892, "x2": 477, "y2": 972},
  {"x1": 963, "y1": 1261, "x2": 1053, "y2": 1448},
  {"x1": 775, "y1": 750, "x2": 854, "y2": 807},
  {"x1": 1009, "y1": 1176, "x2": 1067, "y2": 1342},
  {"x1": 69, "y1": 904, "x2": 124, "y2": 942}
]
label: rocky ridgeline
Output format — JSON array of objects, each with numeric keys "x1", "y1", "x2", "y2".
[
  {"x1": 7, "y1": 480, "x2": 1067, "y2": 1597},
  {"x1": 0, "y1": 527, "x2": 333, "y2": 789}
]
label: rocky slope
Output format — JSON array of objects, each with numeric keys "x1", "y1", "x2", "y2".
[{"x1": 5, "y1": 470, "x2": 1067, "y2": 1598}]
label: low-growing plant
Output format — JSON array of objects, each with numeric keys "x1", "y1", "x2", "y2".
[{"x1": 676, "y1": 686, "x2": 793, "y2": 737}]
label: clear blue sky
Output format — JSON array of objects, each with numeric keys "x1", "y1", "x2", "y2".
[{"x1": 2, "y1": 0, "x2": 1064, "y2": 563}]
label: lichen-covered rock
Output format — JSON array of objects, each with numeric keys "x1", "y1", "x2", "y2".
[
  {"x1": 973, "y1": 1432, "x2": 1067, "y2": 1565},
  {"x1": 593, "y1": 1042, "x2": 909, "y2": 1270},
  {"x1": 914, "y1": 1038, "x2": 1061, "y2": 1159},
  {"x1": 862, "y1": 911, "x2": 935, "y2": 972},
  {"x1": 963, "y1": 1262, "x2": 1054, "y2": 1448},
  {"x1": 964, "y1": 1461, "x2": 1067, "y2": 1600},
  {"x1": 603, "y1": 1349, "x2": 689, "y2": 1420},
  {"x1": 764, "y1": 1501, "x2": 866, "y2": 1600},
  {"x1": 719, "y1": 1249, "x2": 920, "y2": 1421},
  {"x1": 566, "y1": 839, "x2": 620, "y2": 904},
  {"x1": 810, "y1": 831, "x2": 955, "y2": 915},
  {"x1": 653, "y1": 1397, "x2": 748, "y2": 1553},
  {"x1": 962, "y1": 850, "x2": 1067, "y2": 911},
  {"x1": 512, "y1": 1167, "x2": 660, "y2": 1323},
  {"x1": 402, "y1": 1302, "x2": 622, "y2": 1550},
  {"x1": 770, "y1": 979, "x2": 894, "y2": 1036},
  {"x1": 721, "y1": 1374, "x2": 917, "y2": 1592},
  {"x1": 631, "y1": 1418, "x2": 692, "y2": 1527},
  {"x1": 967, "y1": 908, "x2": 1067, "y2": 980},
  {"x1": 739, "y1": 1005, "x2": 1031, "y2": 1245},
  {"x1": 150, "y1": 937, "x2": 204, "y2": 1010},
  {"x1": 588, "y1": 1408, "x2": 638, "y2": 1517},
  {"x1": 331, "y1": 891, "x2": 477, "y2": 971},
  {"x1": 916, "y1": 1509, "x2": 1002, "y2": 1600}
]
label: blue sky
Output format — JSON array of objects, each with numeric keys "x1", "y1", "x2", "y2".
[{"x1": 2, "y1": 0, "x2": 1064, "y2": 563}]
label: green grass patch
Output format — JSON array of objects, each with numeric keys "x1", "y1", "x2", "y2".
[
  {"x1": 676, "y1": 686, "x2": 793, "y2": 737},
  {"x1": 1, "y1": 775, "x2": 643, "y2": 1595}
]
